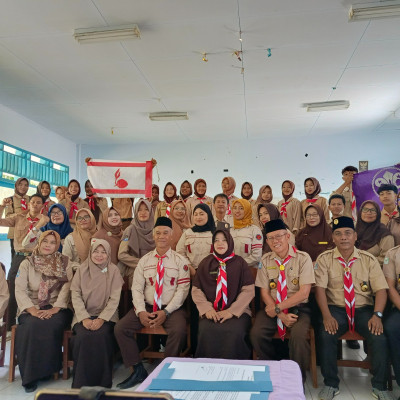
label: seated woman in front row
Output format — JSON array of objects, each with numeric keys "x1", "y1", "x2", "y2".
[
  {"x1": 70, "y1": 239, "x2": 123, "y2": 389},
  {"x1": 15, "y1": 230, "x2": 72, "y2": 393},
  {"x1": 192, "y1": 229, "x2": 255, "y2": 359}
]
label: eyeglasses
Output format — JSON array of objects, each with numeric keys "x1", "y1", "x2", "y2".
[
  {"x1": 361, "y1": 208, "x2": 377, "y2": 214},
  {"x1": 174, "y1": 207, "x2": 186, "y2": 212},
  {"x1": 305, "y1": 213, "x2": 319, "y2": 219},
  {"x1": 76, "y1": 215, "x2": 91, "y2": 221},
  {"x1": 50, "y1": 211, "x2": 63, "y2": 216},
  {"x1": 266, "y1": 232, "x2": 287, "y2": 242}
]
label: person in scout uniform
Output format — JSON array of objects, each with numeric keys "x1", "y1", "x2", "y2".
[
  {"x1": 314, "y1": 216, "x2": 391, "y2": 400},
  {"x1": 250, "y1": 219, "x2": 315, "y2": 383},
  {"x1": 378, "y1": 184, "x2": 399, "y2": 227},
  {"x1": 114, "y1": 216, "x2": 191, "y2": 389},
  {"x1": 331, "y1": 166, "x2": 358, "y2": 220},
  {"x1": 383, "y1": 244, "x2": 400, "y2": 389}
]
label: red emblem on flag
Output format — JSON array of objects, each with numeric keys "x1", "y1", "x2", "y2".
[{"x1": 114, "y1": 168, "x2": 128, "y2": 189}]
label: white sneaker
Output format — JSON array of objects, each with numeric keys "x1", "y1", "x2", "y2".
[
  {"x1": 372, "y1": 388, "x2": 394, "y2": 400},
  {"x1": 318, "y1": 386, "x2": 340, "y2": 400}
]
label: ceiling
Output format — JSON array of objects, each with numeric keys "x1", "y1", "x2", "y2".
[{"x1": 0, "y1": 0, "x2": 400, "y2": 144}]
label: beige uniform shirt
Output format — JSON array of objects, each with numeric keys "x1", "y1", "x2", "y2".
[
  {"x1": 154, "y1": 201, "x2": 170, "y2": 221},
  {"x1": 381, "y1": 209, "x2": 400, "y2": 227},
  {"x1": 383, "y1": 245, "x2": 400, "y2": 294},
  {"x1": 111, "y1": 198, "x2": 133, "y2": 220},
  {"x1": 176, "y1": 229, "x2": 213, "y2": 269},
  {"x1": 213, "y1": 213, "x2": 233, "y2": 229},
  {"x1": 60, "y1": 198, "x2": 90, "y2": 228},
  {"x1": 365, "y1": 235, "x2": 395, "y2": 266},
  {"x1": 62, "y1": 234, "x2": 81, "y2": 271},
  {"x1": 186, "y1": 196, "x2": 214, "y2": 224},
  {"x1": 22, "y1": 229, "x2": 65, "y2": 251},
  {"x1": 15, "y1": 258, "x2": 73, "y2": 316},
  {"x1": 0, "y1": 267, "x2": 9, "y2": 319},
  {"x1": 300, "y1": 196, "x2": 329, "y2": 228},
  {"x1": 388, "y1": 219, "x2": 400, "y2": 247},
  {"x1": 314, "y1": 247, "x2": 388, "y2": 308},
  {"x1": 277, "y1": 197, "x2": 302, "y2": 234},
  {"x1": 0, "y1": 208, "x2": 48, "y2": 253},
  {"x1": 230, "y1": 225, "x2": 263, "y2": 268},
  {"x1": 4, "y1": 193, "x2": 30, "y2": 239},
  {"x1": 40, "y1": 199, "x2": 56, "y2": 216},
  {"x1": 331, "y1": 186, "x2": 352, "y2": 218},
  {"x1": 132, "y1": 248, "x2": 190, "y2": 315},
  {"x1": 256, "y1": 246, "x2": 315, "y2": 302}
]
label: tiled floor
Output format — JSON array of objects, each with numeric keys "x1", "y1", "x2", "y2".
[{"x1": 0, "y1": 340, "x2": 399, "y2": 400}]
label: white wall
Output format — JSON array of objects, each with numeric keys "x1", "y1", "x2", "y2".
[
  {"x1": 0, "y1": 104, "x2": 78, "y2": 178},
  {"x1": 79, "y1": 130, "x2": 398, "y2": 203}
]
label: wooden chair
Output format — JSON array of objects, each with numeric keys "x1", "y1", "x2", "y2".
[
  {"x1": 62, "y1": 330, "x2": 74, "y2": 380},
  {"x1": 338, "y1": 331, "x2": 392, "y2": 391}
]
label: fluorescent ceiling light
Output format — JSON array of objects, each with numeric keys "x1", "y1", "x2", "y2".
[
  {"x1": 303, "y1": 100, "x2": 350, "y2": 112},
  {"x1": 149, "y1": 112, "x2": 189, "y2": 121},
  {"x1": 74, "y1": 24, "x2": 140, "y2": 44},
  {"x1": 349, "y1": 1, "x2": 400, "y2": 21}
]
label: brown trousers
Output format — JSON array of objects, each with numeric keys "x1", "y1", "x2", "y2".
[
  {"x1": 250, "y1": 310, "x2": 311, "y2": 382},
  {"x1": 114, "y1": 306, "x2": 187, "y2": 367}
]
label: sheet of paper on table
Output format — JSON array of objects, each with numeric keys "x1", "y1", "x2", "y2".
[{"x1": 158, "y1": 390, "x2": 267, "y2": 400}]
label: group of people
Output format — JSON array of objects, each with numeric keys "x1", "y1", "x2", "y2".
[{"x1": 0, "y1": 166, "x2": 399, "y2": 400}]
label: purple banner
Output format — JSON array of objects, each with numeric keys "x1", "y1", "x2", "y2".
[{"x1": 352, "y1": 164, "x2": 400, "y2": 210}]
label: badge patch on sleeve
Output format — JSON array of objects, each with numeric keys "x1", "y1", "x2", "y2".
[
  {"x1": 384, "y1": 257, "x2": 389, "y2": 265},
  {"x1": 256, "y1": 234, "x2": 262, "y2": 240},
  {"x1": 314, "y1": 263, "x2": 318, "y2": 270},
  {"x1": 183, "y1": 265, "x2": 189, "y2": 271}
]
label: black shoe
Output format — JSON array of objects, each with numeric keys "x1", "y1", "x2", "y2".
[
  {"x1": 346, "y1": 340, "x2": 360, "y2": 350},
  {"x1": 24, "y1": 381, "x2": 38, "y2": 393},
  {"x1": 117, "y1": 363, "x2": 148, "y2": 389}
]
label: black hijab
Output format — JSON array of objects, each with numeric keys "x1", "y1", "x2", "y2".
[{"x1": 192, "y1": 203, "x2": 215, "y2": 233}]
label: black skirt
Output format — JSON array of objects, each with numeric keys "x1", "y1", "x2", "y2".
[
  {"x1": 70, "y1": 320, "x2": 116, "y2": 388},
  {"x1": 16, "y1": 309, "x2": 72, "y2": 386},
  {"x1": 195, "y1": 313, "x2": 252, "y2": 359}
]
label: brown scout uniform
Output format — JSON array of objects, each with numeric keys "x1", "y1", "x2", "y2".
[
  {"x1": 4, "y1": 193, "x2": 30, "y2": 241},
  {"x1": 300, "y1": 196, "x2": 329, "y2": 228},
  {"x1": 60, "y1": 198, "x2": 90, "y2": 229},
  {"x1": 186, "y1": 196, "x2": 214, "y2": 224},
  {"x1": 230, "y1": 225, "x2": 264, "y2": 268},
  {"x1": 381, "y1": 209, "x2": 400, "y2": 227},
  {"x1": 365, "y1": 235, "x2": 395, "y2": 266},
  {"x1": 331, "y1": 186, "x2": 353, "y2": 218},
  {"x1": 111, "y1": 198, "x2": 134, "y2": 230},
  {"x1": 277, "y1": 197, "x2": 302, "y2": 234}
]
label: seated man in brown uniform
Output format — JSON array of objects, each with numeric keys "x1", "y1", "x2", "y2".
[
  {"x1": 114, "y1": 216, "x2": 191, "y2": 389},
  {"x1": 315, "y1": 217, "x2": 391, "y2": 400},
  {"x1": 250, "y1": 219, "x2": 315, "y2": 383}
]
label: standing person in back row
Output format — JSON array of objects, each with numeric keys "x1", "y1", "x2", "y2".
[
  {"x1": 331, "y1": 166, "x2": 358, "y2": 220},
  {"x1": 300, "y1": 177, "x2": 329, "y2": 227}
]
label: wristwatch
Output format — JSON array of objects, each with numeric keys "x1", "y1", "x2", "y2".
[
  {"x1": 163, "y1": 309, "x2": 171, "y2": 318},
  {"x1": 274, "y1": 305, "x2": 281, "y2": 315},
  {"x1": 373, "y1": 311, "x2": 383, "y2": 319}
]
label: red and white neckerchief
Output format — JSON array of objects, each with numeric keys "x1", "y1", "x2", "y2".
[
  {"x1": 69, "y1": 202, "x2": 78, "y2": 219},
  {"x1": 213, "y1": 252, "x2": 235, "y2": 311},
  {"x1": 226, "y1": 195, "x2": 233, "y2": 215},
  {"x1": 41, "y1": 200, "x2": 50, "y2": 215},
  {"x1": 337, "y1": 256, "x2": 357, "y2": 332},
  {"x1": 280, "y1": 200, "x2": 290, "y2": 218},
  {"x1": 20, "y1": 198, "x2": 27, "y2": 211},
  {"x1": 153, "y1": 254, "x2": 167, "y2": 312},
  {"x1": 350, "y1": 185, "x2": 357, "y2": 222},
  {"x1": 306, "y1": 198, "x2": 317, "y2": 204},
  {"x1": 274, "y1": 247, "x2": 296, "y2": 340},
  {"x1": 165, "y1": 203, "x2": 171, "y2": 218},
  {"x1": 87, "y1": 195, "x2": 96, "y2": 211},
  {"x1": 384, "y1": 210, "x2": 398, "y2": 220},
  {"x1": 197, "y1": 197, "x2": 206, "y2": 204},
  {"x1": 27, "y1": 216, "x2": 39, "y2": 231}
]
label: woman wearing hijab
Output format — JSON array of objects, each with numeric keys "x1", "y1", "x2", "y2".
[
  {"x1": 187, "y1": 179, "x2": 214, "y2": 224},
  {"x1": 179, "y1": 180, "x2": 193, "y2": 203},
  {"x1": 256, "y1": 203, "x2": 296, "y2": 254},
  {"x1": 15, "y1": 230, "x2": 72, "y2": 392},
  {"x1": 300, "y1": 177, "x2": 329, "y2": 227},
  {"x1": 295, "y1": 205, "x2": 334, "y2": 262},
  {"x1": 36, "y1": 181, "x2": 55, "y2": 216},
  {"x1": 192, "y1": 229, "x2": 255, "y2": 359},
  {"x1": 154, "y1": 182, "x2": 178, "y2": 220},
  {"x1": 55, "y1": 186, "x2": 67, "y2": 203},
  {"x1": 169, "y1": 199, "x2": 191, "y2": 250},
  {"x1": 230, "y1": 199, "x2": 263, "y2": 276},
  {"x1": 63, "y1": 209, "x2": 97, "y2": 271},
  {"x1": 60, "y1": 179, "x2": 90, "y2": 228},
  {"x1": 277, "y1": 180, "x2": 302, "y2": 235},
  {"x1": 70, "y1": 239, "x2": 124, "y2": 388},
  {"x1": 22, "y1": 204, "x2": 73, "y2": 252},
  {"x1": 356, "y1": 201, "x2": 395, "y2": 266},
  {"x1": 177, "y1": 203, "x2": 215, "y2": 277},
  {"x1": 253, "y1": 185, "x2": 278, "y2": 228},
  {"x1": 147, "y1": 184, "x2": 160, "y2": 211},
  {"x1": 221, "y1": 177, "x2": 238, "y2": 215},
  {"x1": 92, "y1": 208, "x2": 123, "y2": 265},
  {"x1": 241, "y1": 182, "x2": 255, "y2": 206},
  {"x1": 83, "y1": 179, "x2": 108, "y2": 226},
  {"x1": 118, "y1": 199, "x2": 155, "y2": 287}
]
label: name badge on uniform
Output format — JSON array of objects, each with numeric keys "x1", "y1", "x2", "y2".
[
  {"x1": 269, "y1": 280, "x2": 276, "y2": 289},
  {"x1": 318, "y1": 241, "x2": 328, "y2": 245},
  {"x1": 360, "y1": 281, "x2": 369, "y2": 292},
  {"x1": 267, "y1": 266, "x2": 276, "y2": 270}
]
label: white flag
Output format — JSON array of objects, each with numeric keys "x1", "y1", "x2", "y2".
[{"x1": 87, "y1": 159, "x2": 152, "y2": 198}]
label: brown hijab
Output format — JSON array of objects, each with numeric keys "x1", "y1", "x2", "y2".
[
  {"x1": 256, "y1": 185, "x2": 273, "y2": 204},
  {"x1": 14, "y1": 177, "x2": 29, "y2": 197},
  {"x1": 27, "y1": 230, "x2": 69, "y2": 308},
  {"x1": 295, "y1": 205, "x2": 334, "y2": 261},
  {"x1": 70, "y1": 239, "x2": 123, "y2": 317},
  {"x1": 179, "y1": 180, "x2": 193, "y2": 201},
  {"x1": 304, "y1": 177, "x2": 321, "y2": 199},
  {"x1": 148, "y1": 184, "x2": 160, "y2": 209},
  {"x1": 232, "y1": 199, "x2": 253, "y2": 229},
  {"x1": 92, "y1": 207, "x2": 123, "y2": 264},
  {"x1": 256, "y1": 203, "x2": 285, "y2": 253},
  {"x1": 163, "y1": 182, "x2": 178, "y2": 204},
  {"x1": 356, "y1": 201, "x2": 392, "y2": 250},
  {"x1": 194, "y1": 178, "x2": 207, "y2": 198},
  {"x1": 282, "y1": 180, "x2": 295, "y2": 202},
  {"x1": 169, "y1": 199, "x2": 191, "y2": 250},
  {"x1": 72, "y1": 208, "x2": 97, "y2": 262},
  {"x1": 193, "y1": 229, "x2": 254, "y2": 310},
  {"x1": 222, "y1": 177, "x2": 236, "y2": 197},
  {"x1": 128, "y1": 199, "x2": 155, "y2": 258},
  {"x1": 241, "y1": 182, "x2": 254, "y2": 201}
]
